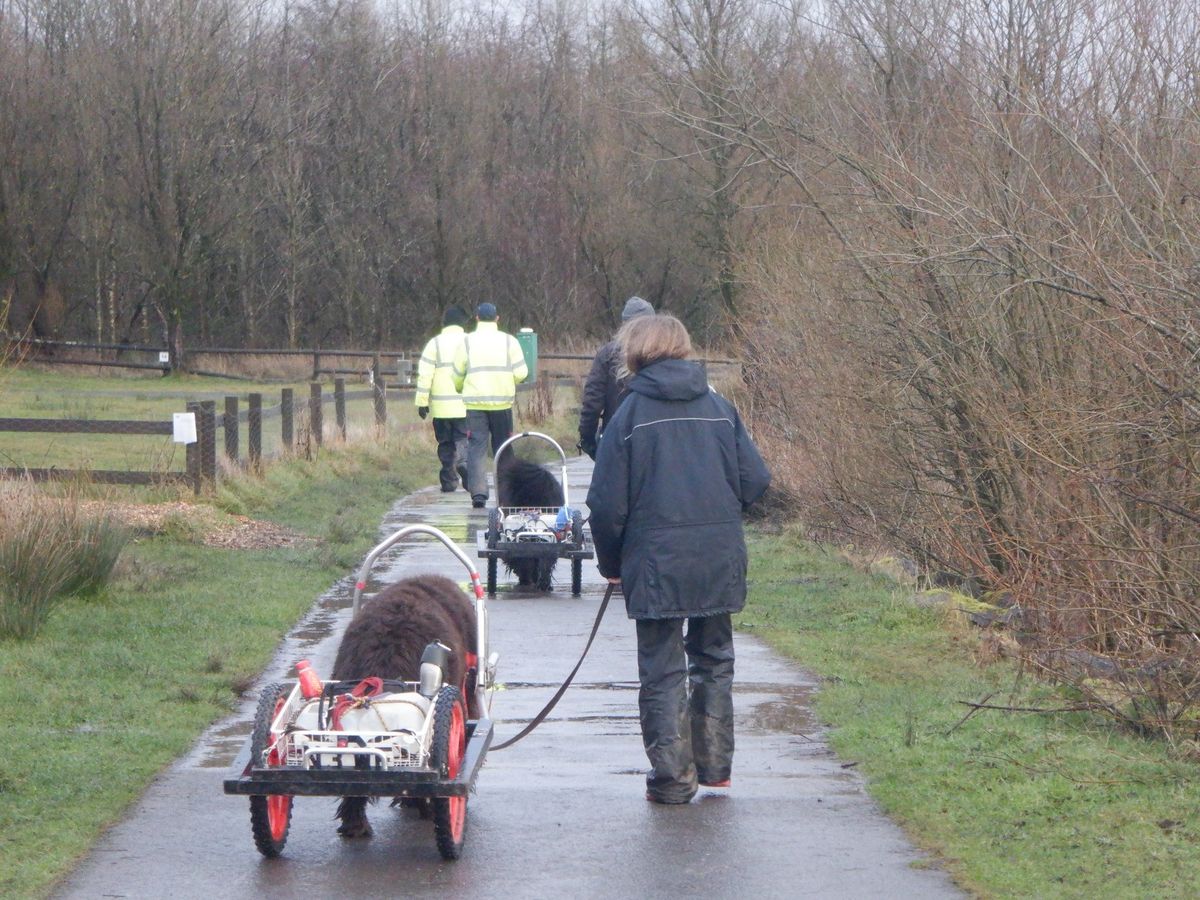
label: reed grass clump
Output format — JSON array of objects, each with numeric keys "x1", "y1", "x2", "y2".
[{"x1": 0, "y1": 486, "x2": 129, "y2": 638}]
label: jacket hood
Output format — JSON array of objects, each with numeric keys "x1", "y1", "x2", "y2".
[{"x1": 627, "y1": 358, "x2": 709, "y2": 401}]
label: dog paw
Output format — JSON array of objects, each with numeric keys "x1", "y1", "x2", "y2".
[{"x1": 337, "y1": 820, "x2": 374, "y2": 838}]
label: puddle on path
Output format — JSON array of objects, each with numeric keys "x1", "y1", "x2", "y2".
[
  {"x1": 501, "y1": 680, "x2": 636, "y2": 690},
  {"x1": 742, "y1": 683, "x2": 816, "y2": 736}
]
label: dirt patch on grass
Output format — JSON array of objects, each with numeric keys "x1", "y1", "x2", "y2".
[
  {"x1": 80, "y1": 501, "x2": 312, "y2": 550},
  {"x1": 202, "y1": 514, "x2": 313, "y2": 550}
]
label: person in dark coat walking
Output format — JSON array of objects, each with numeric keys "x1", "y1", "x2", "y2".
[
  {"x1": 577, "y1": 296, "x2": 654, "y2": 459},
  {"x1": 586, "y1": 314, "x2": 771, "y2": 804}
]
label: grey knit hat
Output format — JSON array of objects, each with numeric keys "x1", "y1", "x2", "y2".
[{"x1": 621, "y1": 296, "x2": 654, "y2": 321}]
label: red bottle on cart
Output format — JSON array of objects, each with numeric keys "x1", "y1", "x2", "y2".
[{"x1": 295, "y1": 659, "x2": 323, "y2": 699}]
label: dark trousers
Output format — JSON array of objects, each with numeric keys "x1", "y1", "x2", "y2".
[
  {"x1": 431, "y1": 417, "x2": 468, "y2": 491},
  {"x1": 465, "y1": 407, "x2": 514, "y2": 501},
  {"x1": 635, "y1": 613, "x2": 735, "y2": 802}
]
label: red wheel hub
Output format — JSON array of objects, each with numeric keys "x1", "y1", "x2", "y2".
[
  {"x1": 266, "y1": 695, "x2": 292, "y2": 838},
  {"x1": 446, "y1": 701, "x2": 466, "y2": 841}
]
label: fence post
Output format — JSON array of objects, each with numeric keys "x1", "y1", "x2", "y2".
[
  {"x1": 373, "y1": 355, "x2": 386, "y2": 429},
  {"x1": 334, "y1": 377, "x2": 347, "y2": 440},
  {"x1": 248, "y1": 392, "x2": 262, "y2": 469},
  {"x1": 224, "y1": 395, "x2": 239, "y2": 462},
  {"x1": 281, "y1": 387, "x2": 294, "y2": 450},
  {"x1": 310, "y1": 382, "x2": 323, "y2": 446},
  {"x1": 312, "y1": 350, "x2": 320, "y2": 381},
  {"x1": 186, "y1": 401, "x2": 201, "y2": 495},
  {"x1": 199, "y1": 400, "x2": 217, "y2": 486}
]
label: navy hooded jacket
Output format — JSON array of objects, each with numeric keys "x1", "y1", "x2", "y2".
[{"x1": 586, "y1": 358, "x2": 771, "y2": 619}]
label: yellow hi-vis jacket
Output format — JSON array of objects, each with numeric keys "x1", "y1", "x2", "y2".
[
  {"x1": 415, "y1": 325, "x2": 468, "y2": 418},
  {"x1": 452, "y1": 321, "x2": 529, "y2": 410}
]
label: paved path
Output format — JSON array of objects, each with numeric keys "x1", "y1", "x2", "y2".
[{"x1": 57, "y1": 456, "x2": 961, "y2": 899}]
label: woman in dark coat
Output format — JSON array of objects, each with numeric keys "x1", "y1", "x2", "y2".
[
  {"x1": 576, "y1": 296, "x2": 654, "y2": 459},
  {"x1": 586, "y1": 314, "x2": 771, "y2": 804}
]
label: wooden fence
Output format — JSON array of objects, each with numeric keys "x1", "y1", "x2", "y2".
[
  {"x1": 3, "y1": 337, "x2": 174, "y2": 373},
  {"x1": 3, "y1": 337, "x2": 418, "y2": 382},
  {"x1": 0, "y1": 416, "x2": 182, "y2": 486},
  {"x1": 186, "y1": 347, "x2": 415, "y2": 383},
  {"x1": 4, "y1": 337, "x2": 737, "y2": 382},
  {"x1": 0, "y1": 339, "x2": 737, "y2": 491},
  {"x1": 0, "y1": 378, "x2": 410, "y2": 494}
]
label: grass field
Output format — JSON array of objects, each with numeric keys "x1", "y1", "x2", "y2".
[{"x1": 743, "y1": 527, "x2": 1200, "y2": 899}]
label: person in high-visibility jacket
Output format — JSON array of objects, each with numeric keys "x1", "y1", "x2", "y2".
[
  {"x1": 452, "y1": 302, "x2": 529, "y2": 507},
  {"x1": 415, "y1": 306, "x2": 471, "y2": 492}
]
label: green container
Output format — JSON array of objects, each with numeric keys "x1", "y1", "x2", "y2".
[{"x1": 516, "y1": 328, "x2": 538, "y2": 383}]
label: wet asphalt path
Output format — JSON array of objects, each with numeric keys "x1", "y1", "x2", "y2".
[{"x1": 56, "y1": 457, "x2": 961, "y2": 899}]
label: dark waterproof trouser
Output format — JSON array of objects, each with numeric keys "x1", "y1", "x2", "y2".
[
  {"x1": 465, "y1": 407, "x2": 514, "y2": 502},
  {"x1": 635, "y1": 612, "x2": 735, "y2": 803},
  {"x1": 432, "y1": 417, "x2": 469, "y2": 491}
]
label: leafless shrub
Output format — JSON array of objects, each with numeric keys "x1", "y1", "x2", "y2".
[
  {"x1": 517, "y1": 379, "x2": 556, "y2": 426},
  {"x1": 715, "y1": 0, "x2": 1200, "y2": 737}
]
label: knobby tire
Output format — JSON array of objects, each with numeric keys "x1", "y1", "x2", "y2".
[
  {"x1": 430, "y1": 684, "x2": 468, "y2": 860},
  {"x1": 248, "y1": 682, "x2": 293, "y2": 857}
]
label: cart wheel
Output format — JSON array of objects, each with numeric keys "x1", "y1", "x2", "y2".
[
  {"x1": 431, "y1": 685, "x2": 468, "y2": 860},
  {"x1": 571, "y1": 558, "x2": 583, "y2": 596},
  {"x1": 486, "y1": 508, "x2": 501, "y2": 549},
  {"x1": 571, "y1": 510, "x2": 584, "y2": 547},
  {"x1": 248, "y1": 682, "x2": 293, "y2": 857},
  {"x1": 486, "y1": 555, "x2": 498, "y2": 596}
]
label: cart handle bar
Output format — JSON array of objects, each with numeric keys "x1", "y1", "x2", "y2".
[
  {"x1": 492, "y1": 431, "x2": 571, "y2": 509},
  {"x1": 352, "y1": 525, "x2": 484, "y2": 618}
]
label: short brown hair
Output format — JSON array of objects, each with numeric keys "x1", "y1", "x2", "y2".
[{"x1": 619, "y1": 314, "x2": 692, "y2": 375}]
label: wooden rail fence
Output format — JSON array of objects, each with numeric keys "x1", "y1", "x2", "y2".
[
  {"x1": 0, "y1": 379, "x2": 417, "y2": 494},
  {"x1": 0, "y1": 338, "x2": 730, "y2": 491},
  {"x1": 0, "y1": 416, "x2": 185, "y2": 486},
  {"x1": 5, "y1": 337, "x2": 737, "y2": 382},
  {"x1": 3, "y1": 337, "x2": 419, "y2": 382}
]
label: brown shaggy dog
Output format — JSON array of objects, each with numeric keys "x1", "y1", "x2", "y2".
[
  {"x1": 497, "y1": 453, "x2": 565, "y2": 591},
  {"x1": 330, "y1": 573, "x2": 478, "y2": 838}
]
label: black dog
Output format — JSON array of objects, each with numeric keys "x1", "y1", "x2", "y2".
[
  {"x1": 496, "y1": 453, "x2": 564, "y2": 591},
  {"x1": 330, "y1": 574, "x2": 478, "y2": 838}
]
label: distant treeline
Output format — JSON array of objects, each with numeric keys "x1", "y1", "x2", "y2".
[{"x1": 0, "y1": 0, "x2": 784, "y2": 352}]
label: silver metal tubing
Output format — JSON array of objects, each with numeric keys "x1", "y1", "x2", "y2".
[{"x1": 350, "y1": 524, "x2": 490, "y2": 701}]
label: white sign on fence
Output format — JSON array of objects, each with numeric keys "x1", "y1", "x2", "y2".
[
  {"x1": 158, "y1": 351, "x2": 170, "y2": 364},
  {"x1": 172, "y1": 412, "x2": 197, "y2": 444}
]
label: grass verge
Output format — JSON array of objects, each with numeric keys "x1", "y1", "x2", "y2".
[
  {"x1": 742, "y1": 526, "x2": 1200, "y2": 898},
  {"x1": 0, "y1": 434, "x2": 437, "y2": 898}
]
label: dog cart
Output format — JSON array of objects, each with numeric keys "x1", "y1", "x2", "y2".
[
  {"x1": 477, "y1": 431, "x2": 593, "y2": 596},
  {"x1": 223, "y1": 525, "x2": 498, "y2": 861}
]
